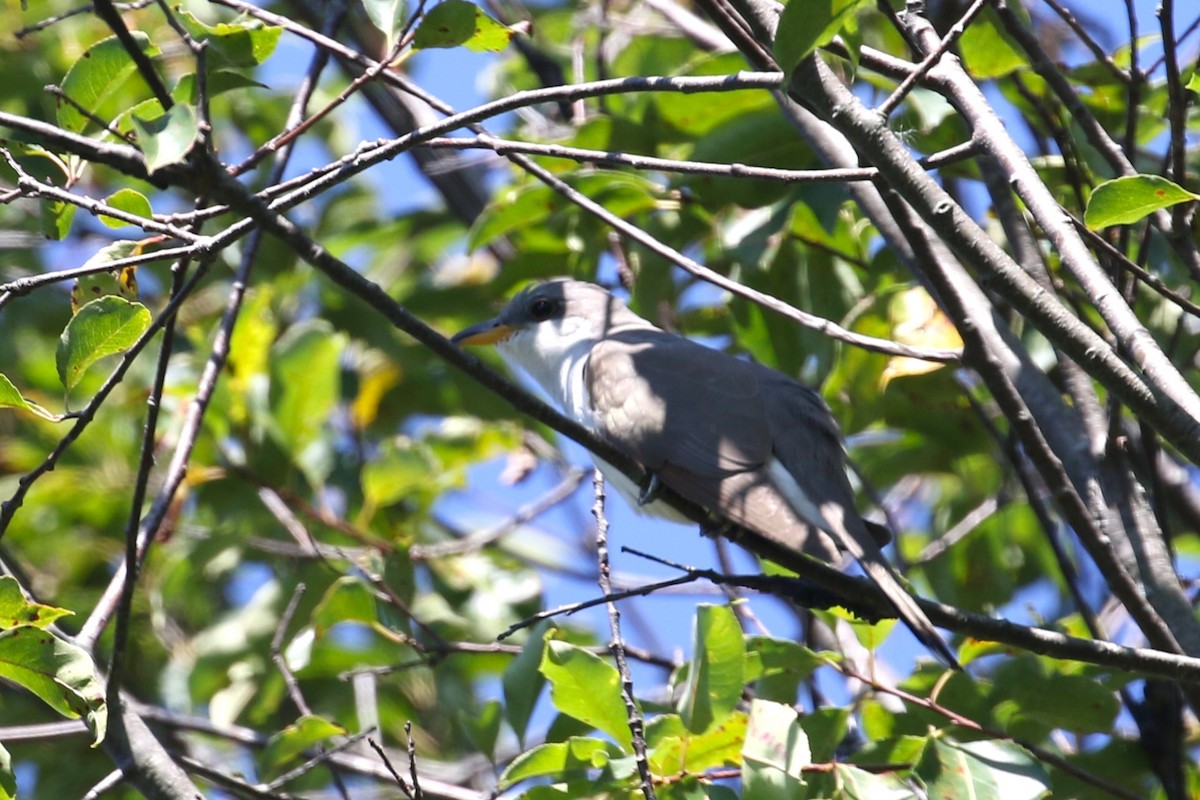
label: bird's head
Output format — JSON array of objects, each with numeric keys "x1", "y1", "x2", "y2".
[
  {"x1": 452, "y1": 279, "x2": 643, "y2": 373},
  {"x1": 452, "y1": 279, "x2": 653, "y2": 405}
]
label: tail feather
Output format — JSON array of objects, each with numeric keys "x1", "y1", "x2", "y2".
[
  {"x1": 765, "y1": 459, "x2": 958, "y2": 667},
  {"x1": 853, "y1": 546, "x2": 960, "y2": 669}
]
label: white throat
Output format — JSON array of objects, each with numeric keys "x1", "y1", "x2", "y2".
[{"x1": 496, "y1": 315, "x2": 601, "y2": 427}]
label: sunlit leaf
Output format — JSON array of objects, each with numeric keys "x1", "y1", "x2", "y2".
[
  {"x1": 959, "y1": 8, "x2": 1027, "y2": 79},
  {"x1": 413, "y1": 0, "x2": 517, "y2": 52},
  {"x1": 71, "y1": 240, "x2": 141, "y2": 314},
  {"x1": 175, "y1": 10, "x2": 283, "y2": 67},
  {"x1": 741, "y1": 698, "x2": 809, "y2": 800},
  {"x1": 260, "y1": 715, "x2": 347, "y2": 780},
  {"x1": 880, "y1": 286, "x2": 962, "y2": 387},
  {"x1": 98, "y1": 188, "x2": 153, "y2": 228},
  {"x1": 0, "y1": 577, "x2": 73, "y2": 629},
  {"x1": 774, "y1": 0, "x2": 870, "y2": 78},
  {"x1": 56, "y1": 296, "x2": 151, "y2": 392},
  {"x1": 0, "y1": 627, "x2": 107, "y2": 745},
  {"x1": 499, "y1": 737, "x2": 625, "y2": 788},
  {"x1": 540, "y1": 641, "x2": 632, "y2": 749},
  {"x1": 0, "y1": 742, "x2": 13, "y2": 800},
  {"x1": 1084, "y1": 174, "x2": 1200, "y2": 228},
  {"x1": 56, "y1": 32, "x2": 161, "y2": 133},
  {"x1": 917, "y1": 739, "x2": 1050, "y2": 800},
  {"x1": 364, "y1": 0, "x2": 407, "y2": 49}
]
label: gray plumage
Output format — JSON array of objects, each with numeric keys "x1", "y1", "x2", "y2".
[{"x1": 453, "y1": 279, "x2": 955, "y2": 666}]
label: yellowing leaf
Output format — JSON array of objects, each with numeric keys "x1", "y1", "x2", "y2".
[
  {"x1": 881, "y1": 287, "x2": 963, "y2": 388},
  {"x1": 71, "y1": 241, "x2": 142, "y2": 315},
  {"x1": 413, "y1": 0, "x2": 517, "y2": 52}
]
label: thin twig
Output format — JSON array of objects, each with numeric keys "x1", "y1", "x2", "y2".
[
  {"x1": 592, "y1": 471, "x2": 656, "y2": 800},
  {"x1": 876, "y1": 0, "x2": 991, "y2": 118}
]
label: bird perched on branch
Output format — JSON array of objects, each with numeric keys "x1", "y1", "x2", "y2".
[{"x1": 453, "y1": 278, "x2": 956, "y2": 667}]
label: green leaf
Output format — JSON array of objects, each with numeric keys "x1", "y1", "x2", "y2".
[
  {"x1": 56, "y1": 32, "x2": 161, "y2": 133},
  {"x1": 312, "y1": 577, "x2": 379, "y2": 636},
  {"x1": 1084, "y1": 174, "x2": 1200, "y2": 228},
  {"x1": 131, "y1": 103, "x2": 199, "y2": 173},
  {"x1": 799, "y1": 707, "x2": 849, "y2": 763},
  {"x1": 268, "y1": 319, "x2": 345, "y2": 467},
  {"x1": 499, "y1": 736, "x2": 624, "y2": 788},
  {"x1": 362, "y1": 438, "x2": 438, "y2": 509},
  {"x1": 744, "y1": 636, "x2": 825, "y2": 703},
  {"x1": 364, "y1": 0, "x2": 408, "y2": 48},
  {"x1": 71, "y1": 240, "x2": 141, "y2": 314},
  {"x1": 958, "y1": 8, "x2": 1027, "y2": 79},
  {"x1": 773, "y1": 0, "x2": 870, "y2": 78},
  {"x1": 917, "y1": 739, "x2": 1050, "y2": 800},
  {"x1": 648, "y1": 710, "x2": 747, "y2": 775},
  {"x1": 40, "y1": 197, "x2": 76, "y2": 240},
  {"x1": 0, "y1": 576, "x2": 73, "y2": 629},
  {"x1": 0, "y1": 626, "x2": 107, "y2": 744},
  {"x1": 171, "y1": 70, "x2": 267, "y2": 104},
  {"x1": 1187, "y1": 72, "x2": 1200, "y2": 95},
  {"x1": 0, "y1": 374, "x2": 33, "y2": 414},
  {"x1": 503, "y1": 621, "x2": 552, "y2": 745},
  {"x1": 832, "y1": 763, "x2": 915, "y2": 799},
  {"x1": 56, "y1": 296, "x2": 151, "y2": 392},
  {"x1": 413, "y1": 0, "x2": 516, "y2": 53},
  {"x1": 741, "y1": 698, "x2": 810, "y2": 800},
  {"x1": 99, "y1": 188, "x2": 153, "y2": 228},
  {"x1": 460, "y1": 699, "x2": 503, "y2": 760},
  {"x1": 677, "y1": 604, "x2": 745, "y2": 734},
  {"x1": 0, "y1": 742, "x2": 13, "y2": 800},
  {"x1": 176, "y1": 10, "x2": 283, "y2": 67},
  {"x1": 0, "y1": 374, "x2": 56, "y2": 421},
  {"x1": 260, "y1": 715, "x2": 347, "y2": 779},
  {"x1": 539, "y1": 640, "x2": 632, "y2": 749}
]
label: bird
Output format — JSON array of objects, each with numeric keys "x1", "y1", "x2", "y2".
[{"x1": 452, "y1": 278, "x2": 956, "y2": 666}]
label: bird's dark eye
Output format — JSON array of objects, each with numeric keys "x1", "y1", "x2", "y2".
[{"x1": 529, "y1": 297, "x2": 556, "y2": 321}]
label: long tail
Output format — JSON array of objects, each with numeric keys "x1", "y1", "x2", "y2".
[
  {"x1": 766, "y1": 459, "x2": 959, "y2": 667},
  {"x1": 835, "y1": 513, "x2": 960, "y2": 669}
]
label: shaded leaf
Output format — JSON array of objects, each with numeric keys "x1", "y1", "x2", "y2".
[
  {"x1": 131, "y1": 103, "x2": 199, "y2": 173},
  {"x1": 40, "y1": 197, "x2": 76, "y2": 240},
  {"x1": 677, "y1": 604, "x2": 745, "y2": 734},
  {"x1": 460, "y1": 699, "x2": 503, "y2": 760},
  {"x1": 499, "y1": 736, "x2": 624, "y2": 788},
  {"x1": 503, "y1": 620, "x2": 552, "y2": 745}
]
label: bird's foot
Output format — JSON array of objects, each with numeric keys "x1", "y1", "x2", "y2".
[{"x1": 637, "y1": 472, "x2": 663, "y2": 507}]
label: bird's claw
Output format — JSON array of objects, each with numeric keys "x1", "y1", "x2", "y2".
[{"x1": 637, "y1": 472, "x2": 663, "y2": 506}]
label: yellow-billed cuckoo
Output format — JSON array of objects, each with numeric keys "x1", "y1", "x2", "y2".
[{"x1": 453, "y1": 279, "x2": 955, "y2": 666}]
